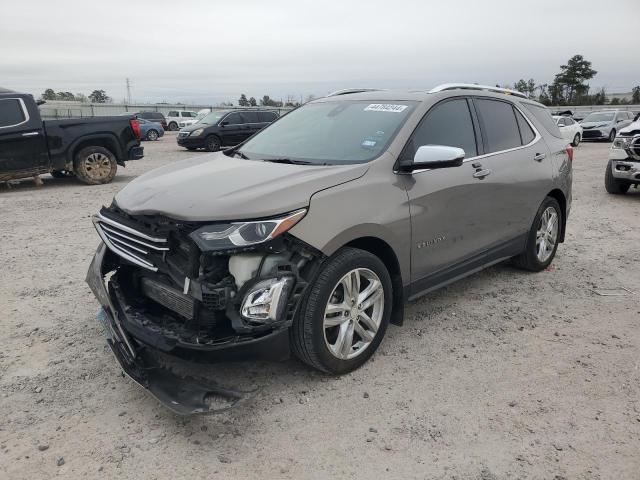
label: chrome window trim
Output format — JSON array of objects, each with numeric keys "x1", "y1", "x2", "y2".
[
  {"x1": 395, "y1": 99, "x2": 543, "y2": 175},
  {"x1": 0, "y1": 98, "x2": 30, "y2": 130}
]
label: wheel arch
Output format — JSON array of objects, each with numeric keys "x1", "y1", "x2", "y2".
[
  {"x1": 547, "y1": 188, "x2": 567, "y2": 242},
  {"x1": 68, "y1": 134, "x2": 121, "y2": 168},
  {"x1": 344, "y1": 236, "x2": 405, "y2": 326}
]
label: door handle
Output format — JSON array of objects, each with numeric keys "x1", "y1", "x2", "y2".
[
  {"x1": 472, "y1": 168, "x2": 492, "y2": 179},
  {"x1": 533, "y1": 153, "x2": 546, "y2": 162},
  {"x1": 22, "y1": 132, "x2": 39, "y2": 137}
]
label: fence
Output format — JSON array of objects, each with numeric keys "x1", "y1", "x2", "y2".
[{"x1": 38, "y1": 101, "x2": 293, "y2": 119}]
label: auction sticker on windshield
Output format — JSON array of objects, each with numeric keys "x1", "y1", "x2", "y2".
[{"x1": 364, "y1": 104, "x2": 408, "y2": 113}]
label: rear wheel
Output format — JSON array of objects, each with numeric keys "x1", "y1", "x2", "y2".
[
  {"x1": 605, "y1": 160, "x2": 630, "y2": 194},
  {"x1": 146, "y1": 129, "x2": 159, "y2": 141},
  {"x1": 572, "y1": 133, "x2": 580, "y2": 147},
  {"x1": 73, "y1": 146, "x2": 117, "y2": 185},
  {"x1": 291, "y1": 247, "x2": 392, "y2": 374},
  {"x1": 513, "y1": 196, "x2": 562, "y2": 272},
  {"x1": 204, "y1": 135, "x2": 221, "y2": 152}
]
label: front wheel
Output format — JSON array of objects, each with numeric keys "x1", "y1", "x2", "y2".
[
  {"x1": 73, "y1": 146, "x2": 117, "y2": 185},
  {"x1": 605, "y1": 160, "x2": 630, "y2": 194},
  {"x1": 169, "y1": 122, "x2": 179, "y2": 131},
  {"x1": 204, "y1": 135, "x2": 221, "y2": 152},
  {"x1": 513, "y1": 196, "x2": 562, "y2": 272},
  {"x1": 608, "y1": 129, "x2": 616, "y2": 142},
  {"x1": 291, "y1": 247, "x2": 392, "y2": 374},
  {"x1": 572, "y1": 133, "x2": 580, "y2": 147}
]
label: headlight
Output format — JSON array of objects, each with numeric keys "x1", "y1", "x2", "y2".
[
  {"x1": 190, "y1": 128, "x2": 204, "y2": 137},
  {"x1": 189, "y1": 209, "x2": 306, "y2": 251},
  {"x1": 612, "y1": 137, "x2": 634, "y2": 150}
]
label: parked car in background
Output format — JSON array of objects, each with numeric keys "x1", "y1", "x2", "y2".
[
  {"x1": 605, "y1": 116, "x2": 640, "y2": 194},
  {"x1": 580, "y1": 110, "x2": 634, "y2": 141},
  {"x1": 166, "y1": 110, "x2": 198, "y2": 131},
  {"x1": 87, "y1": 84, "x2": 572, "y2": 413},
  {"x1": 553, "y1": 115, "x2": 583, "y2": 146},
  {"x1": 138, "y1": 118, "x2": 165, "y2": 141},
  {"x1": 177, "y1": 110, "x2": 278, "y2": 151},
  {"x1": 135, "y1": 111, "x2": 167, "y2": 130},
  {"x1": 1, "y1": 90, "x2": 143, "y2": 184}
]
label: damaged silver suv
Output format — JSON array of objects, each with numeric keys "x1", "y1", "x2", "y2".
[{"x1": 87, "y1": 84, "x2": 572, "y2": 413}]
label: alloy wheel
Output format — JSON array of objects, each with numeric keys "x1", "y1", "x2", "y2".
[
  {"x1": 323, "y1": 268, "x2": 384, "y2": 360},
  {"x1": 536, "y1": 206, "x2": 558, "y2": 263},
  {"x1": 84, "y1": 152, "x2": 113, "y2": 181}
]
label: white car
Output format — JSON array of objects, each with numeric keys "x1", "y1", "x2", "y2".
[
  {"x1": 166, "y1": 110, "x2": 199, "y2": 131},
  {"x1": 553, "y1": 115, "x2": 583, "y2": 147}
]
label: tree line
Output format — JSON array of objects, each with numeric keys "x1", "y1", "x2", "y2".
[
  {"x1": 40, "y1": 88, "x2": 111, "y2": 103},
  {"x1": 506, "y1": 54, "x2": 640, "y2": 106}
]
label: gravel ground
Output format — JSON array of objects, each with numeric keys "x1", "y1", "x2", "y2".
[{"x1": 1, "y1": 134, "x2": 639, "y2": 479}]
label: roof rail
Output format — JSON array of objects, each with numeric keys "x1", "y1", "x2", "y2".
[
  {"x1": 326, "y1": 88, "x2": 381, "y2": 97},
  {"x1": 429, "y1": 83, "x2": 528, "y2": 99}
]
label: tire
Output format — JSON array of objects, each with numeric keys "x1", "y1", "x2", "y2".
[
  {"x1": 513, "y1": 196, "x2": 562, "y2": 272},
  {"x1": 572, "y1": 133, "x2": 580, "y2": 147},
  {"x1": 73, "y1": 146, "x2": 117, "y2": 185},
  {"x1": 290, "y1": 247, "x2": 393, "y2": 374},
  {"x1": 204, "y1": 135, "x2": 221, "y2": 152},
  {"x1": 604, "y1": 160, "x2": 630, "y2": 194},
  {"x1": 169, "y1": 122, "x2": 179, "y2": 131},
  {"x1": 50, "y1": 170, "x2": 75, "y2": 178},
  {"x1": 608, "y1": 129, "x2": 616, "y2": 142},
  {"x1": 146, "y1": 129, "x2": 159, "y2": 141}
]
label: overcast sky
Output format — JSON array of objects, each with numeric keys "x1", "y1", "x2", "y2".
[{"x1": 2, "y1": 0, "x2": 638, "y2": 104}]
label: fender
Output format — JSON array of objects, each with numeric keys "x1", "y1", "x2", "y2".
[{"x1": 65, "y1": 133, "x2": 124, "y2": 167}]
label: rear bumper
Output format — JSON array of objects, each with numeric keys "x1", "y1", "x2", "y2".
[{"x1": 128, "y1": 146, "x2": 144, "y2": 160}]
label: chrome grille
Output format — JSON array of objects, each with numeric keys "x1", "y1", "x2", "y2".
[
  {"x1": 630, "y1": 136, "x2": 640, "y2": 160},
  {"x1": 92, "y1": 213, "x2": 169, "y2": 271}
]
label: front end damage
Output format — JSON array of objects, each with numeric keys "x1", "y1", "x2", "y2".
[{"x1": 86, "y1": 205, "x2": 323, "y2": 414}]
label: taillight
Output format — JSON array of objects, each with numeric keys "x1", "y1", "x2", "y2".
[
  {"x1": 130, "y1": 119, "x2": 142, "y2": 139},
  {"x1": 566, "y1": 145, "x2": 573, "y2": 162}
]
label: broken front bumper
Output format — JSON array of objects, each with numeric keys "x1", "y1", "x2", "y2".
[{"x1": 86, "y1": 243, "x2": 289, "y2": 414}]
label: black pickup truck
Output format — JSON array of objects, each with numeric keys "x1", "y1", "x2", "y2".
[{"x1": 0, "y1": 89, "x2": 144, "y2": 184}]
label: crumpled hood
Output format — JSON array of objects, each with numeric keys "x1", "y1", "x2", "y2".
[
  {"x1": 619, "y1": 120, "x2": 640, "y2": 135},
  {"x1": 115, "y1": 153, "x2": 369, "y2": 221}
]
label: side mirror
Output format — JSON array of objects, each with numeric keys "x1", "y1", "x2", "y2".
[{"x1": 399, "y1": 145, "x2": 465, "y2": 172}]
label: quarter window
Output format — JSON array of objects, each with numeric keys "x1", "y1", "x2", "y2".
[
  {"x1": 515, "y1": 109, "x2": 535, "y2": 145},
  {"x1": 401, "y1": 99, "x2": 477, "y2": 160},
  {"x1": 0, "y1": 99, "x2": 27, "y2": 128},
  {"x1": 475, "y1": 99, "x2": 522, "y2": 152},
  {"x1": 523, "y1": 103, "x2": 563, "y2": 139}
]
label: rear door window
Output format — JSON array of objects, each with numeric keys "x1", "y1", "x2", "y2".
[
  {"x1": 522, "y1": 103, "x2": 563, "y2": 138},
  {"x1": 242, "y1": 111, "x2": 260, "y2": 123},
  {"x1": 401, "y1": 98, "x2": 478, "y2": 160},
  {"x1": 258, "y1": 111, "x2": 278, "y2": 123},
  {"x1": 475, "y1": 99, "x2": 522, "y2": 152},
  {"x1": 0, "y1": 98, "x2": 27, "y2": 128}
]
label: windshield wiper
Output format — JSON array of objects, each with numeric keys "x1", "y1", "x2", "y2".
[
  {"x1": 232, "y1": 150, "x2": 250, "y2": 159},
  {"x1": 262, "y1": 158, "x2": 319, "y2": 165}
]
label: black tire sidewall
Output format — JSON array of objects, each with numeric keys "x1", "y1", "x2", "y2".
[
  {"x1": 573, "y1": 133, "x2": 580, "y2": 147},
  {"x1": 609, "y1": 129, "x2": 616, "y2": 142},
  {"x1": 169, "y1": 122, "x2": 178, "y2": 131},
  {"x1": 605, "y1": 160, "x2": 630, "y2": 194},
  {"x1": 298, "y1": 248, "x2": 393, "y2": 374}
]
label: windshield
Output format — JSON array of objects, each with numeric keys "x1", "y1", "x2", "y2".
[
  {"x1": 198, "y1": 111, "x2": 227, "y2": 125},
  {"x1": 238, "y1": 100, "x2": 417, "y2": 164},
  {"x1": 582, "y1": 112, "x2": 614, "y2": 123}
]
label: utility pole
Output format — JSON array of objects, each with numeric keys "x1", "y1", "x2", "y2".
[{"x1": 125, "y1": 78, "x2": 132, "y2": 104}]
